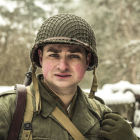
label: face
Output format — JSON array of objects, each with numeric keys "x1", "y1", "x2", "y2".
[{"x1": 38, "y1": 44, "x2": 91, "y2": 92}]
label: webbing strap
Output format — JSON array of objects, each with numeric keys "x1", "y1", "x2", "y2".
[
  {"x1": 89, "y1": 67, "x2": 98, "y2": 99},
  {"x1": 32, "y1": 62, "x2": 41, "y2": 113},
  {"x1": 21, "y1": 86, "x2": 33, "y2": 140},
  {"x1": 52, "y1": 106, "x2": 85, "y2": 140},
  {"x1": 21, "y1": 130, "x2": 32, "y2": 140}
]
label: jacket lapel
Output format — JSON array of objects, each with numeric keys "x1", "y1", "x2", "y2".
[{"x1": 71, "y1": 86, "x2": 100, "y2": 135}]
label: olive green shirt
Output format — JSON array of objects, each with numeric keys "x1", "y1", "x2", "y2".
[{"x1": 0, "y1": 74, "x2": 111, "y2": 140}]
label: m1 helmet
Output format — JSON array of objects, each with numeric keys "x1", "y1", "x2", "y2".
[{"x1": 30, "y1": 14, "x2": 98, "y2": 70}]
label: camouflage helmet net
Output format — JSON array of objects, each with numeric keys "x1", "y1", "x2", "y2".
[{"x1": 30, "y1": 14, "x2": 98, "y2": 70}]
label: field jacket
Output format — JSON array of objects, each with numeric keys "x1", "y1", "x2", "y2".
[{"x1": 0, "y1": 74, "x2": 111, "y2": 140}]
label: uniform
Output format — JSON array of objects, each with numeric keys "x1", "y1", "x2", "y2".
[{"x1": 0, "y1": 74, "x2": 111, "y2": 140}]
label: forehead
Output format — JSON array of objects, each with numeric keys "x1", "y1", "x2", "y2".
[{"x1": 43, "y1": 44, "x2": 86, "y2": 53}]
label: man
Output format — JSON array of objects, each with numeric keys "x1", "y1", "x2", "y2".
[{"x1": 0, "y1": 14, "x2": 139, "y2": 140}]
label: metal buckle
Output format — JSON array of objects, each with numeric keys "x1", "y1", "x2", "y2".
[{"x1": 24, "y1": 122, "x2": 32, "y2": 130}]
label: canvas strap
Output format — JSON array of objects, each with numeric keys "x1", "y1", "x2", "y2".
[
  {"x1": 89, "y1": 67, "x2": 98, "y2": 99},
  {"x1": 52, "y1": 106, "x2": 85, "y2": 140},
  {"x1": 21, "y1": 86, "x2": 33, "y2": 140},
  {"x1": 32, "y1": 62, "x2": 41, "y2": 113}
]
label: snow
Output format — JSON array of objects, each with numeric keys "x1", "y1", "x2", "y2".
[
  {"x1": 84, "y1": 81, "x2": 140, "y2": 104},
  {"x1": 0, "y1": 0, "x2": 17, "y2": 12},
  {"x1": 84, "y1": 88, "x2": 136, "y2": 104},
  {"x1": 35, "y1": 1, "x2": 51, "y2": 11},
  {"x1": 0, "y1": 86, "x2": 14, "y2": 93},
  {"x1": 133, "y1": 127, "x2": 140, "y2": 137},
  {"x1": 125, "y1": 40, "x2": 140, "y2": 47}
]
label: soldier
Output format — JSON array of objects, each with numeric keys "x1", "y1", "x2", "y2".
[{"x1": 0, "y1": 14, "x2": 139, "y2": 140}]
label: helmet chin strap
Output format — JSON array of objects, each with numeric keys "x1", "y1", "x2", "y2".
[
  {"x1": 32, "y1": 62, "x2": 41, "y2": 114},
  {"x1": 88, "y1": 66, "x2": 98, "y2": 99}
]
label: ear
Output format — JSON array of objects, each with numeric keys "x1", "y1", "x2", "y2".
[
  {"x1": 86, "y1": 53, "x2": 91, "y2": 69},
  {"x1": 38, "y1": 49, "x2": 43, "y2": 66}
]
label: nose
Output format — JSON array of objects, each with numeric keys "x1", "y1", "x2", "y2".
[{"x1": 57, "y1": 57, "x2": 69, "y2": 71}]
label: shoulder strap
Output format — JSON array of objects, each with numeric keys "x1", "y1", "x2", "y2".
[
  {"x1": 52, "y1": 106, "x2": 84, "y2": 140},
  {"x1": 7, "y1": 84, "x2": 27, "y2": 140},
  {"x1": 21, "y1": 86, "x2": 34, "y2": 140}
]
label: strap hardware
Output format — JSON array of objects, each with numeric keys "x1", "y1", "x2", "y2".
[{"x1": 24, "y1": 122, "x2": 32, "y2": 130}]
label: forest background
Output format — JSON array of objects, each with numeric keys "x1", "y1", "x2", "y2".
[{"x1": 0, "y1": 0, "x2": 140, "y2": 89}]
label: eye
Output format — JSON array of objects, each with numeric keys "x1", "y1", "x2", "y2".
[
  {"x1": 49, "y1": 54, "x2": 59, "y2": 57},
  {"x1": 70, "y1": 55, "x2": 79, "y2": 58}
]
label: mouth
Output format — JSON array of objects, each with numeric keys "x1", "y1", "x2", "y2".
[{"x1": 55, "y1": 74, "x2": 71, "y2": 78}]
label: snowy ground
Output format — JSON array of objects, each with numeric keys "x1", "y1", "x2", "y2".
[
  {"x1": 84, "y1": 81, "x2": 140, "y2": 105},
  {"x1": 0, "y1": 86, "x2": 14, "y2": 93},
  {"x1": 0, "y1": 81, "x2": 140, "y2": 137}
]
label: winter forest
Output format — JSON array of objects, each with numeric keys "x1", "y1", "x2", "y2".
[
  {"x1": 0, "y1": 0, "x2": 140, "y2": 88},
  {"x1": 0, "y1": 0, "x2": 140, "y2": 136}
]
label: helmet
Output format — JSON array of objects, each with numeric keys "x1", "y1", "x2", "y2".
[{"x1": 30, "y1": 14, "x2": 98, "y2": 70}]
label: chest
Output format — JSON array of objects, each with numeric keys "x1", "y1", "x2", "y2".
[{"x1": 18, "y1": 112, "x2": 101, "y2": 140}]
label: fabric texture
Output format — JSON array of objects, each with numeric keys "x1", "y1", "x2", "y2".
[{"x1": 0, "y1": 74, "x2": 111, "y2": 140}]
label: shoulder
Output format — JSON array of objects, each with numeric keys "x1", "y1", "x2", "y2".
[
  {"x1": 82, "y1": 90, "x2": 112, "y2": 118},
  {"x1": 0, "y1": 90, "x2": 16, "y2": 102},
  {"x1": 0, "y1": 90, "x2": 17, "y2": 137},
  {"x1": 0, "y1": 90, "x2": 17, "y2": 114}
]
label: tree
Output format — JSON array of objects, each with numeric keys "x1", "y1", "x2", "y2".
[
  {"x1": 0, "y1": 0, "x2": 47, "y2": 85},
  {"x1": 1, "y1": 0, "x2": 140, "y2": 88}
]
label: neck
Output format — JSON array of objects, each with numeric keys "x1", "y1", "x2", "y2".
[
  {"x1": 56, "y1": 93, "x2": 75, "y2": 109},
  {"x1": 44, "y1": 81, "x2": 76, "y2": 109}
]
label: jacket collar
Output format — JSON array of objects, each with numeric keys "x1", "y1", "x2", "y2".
[{"x1": 37, "y1": 74, "x2": 68, "y2": 117}]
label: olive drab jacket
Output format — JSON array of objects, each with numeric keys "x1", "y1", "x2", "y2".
[{"x1": 0, "y1": 74, "x2": 111, "y2": 140}]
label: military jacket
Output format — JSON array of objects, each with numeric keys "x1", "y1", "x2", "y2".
[{"x1": 0, "y1": 74, "x2": 111, "y2": 140}]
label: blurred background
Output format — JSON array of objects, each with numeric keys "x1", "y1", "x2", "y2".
[
  {"x1": 0, "y1": 0, "x2": 140, "y2": 136},
  {"x1": 0, "y1": 0, "x2": 140, "y2": 88}
]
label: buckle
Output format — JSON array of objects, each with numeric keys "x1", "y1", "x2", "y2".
[
  {"x1": 24, "y1": 122, "x2": 32, "y2": 130},
  {"x1": 71, "y1": 38, "x2": 76, "y2": 41}
]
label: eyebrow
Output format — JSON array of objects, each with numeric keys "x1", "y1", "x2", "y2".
[
  {"x1": 47, "y1": 47, "x2": 61, "y2": 53},
  {"x1": 47, "y1": 46, "x2": 83, "y2": 54},
  {"x1": 68, "y1": 48, "x2": 83, "y2": 54}
]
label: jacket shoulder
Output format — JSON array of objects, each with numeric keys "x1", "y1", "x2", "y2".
[
  {"x1": 0, "y1": 90, "x2": 17, "y2": 112},
  {"x1": 0, "y1": 90, "x2": 16, "y2": 140},
  {"x1": 94, "y1": 96, "x2": 105, "y2": 105},
  {"x1": 0, "y1": 90, "x2": 16, "y2": 97},
  {"x1": 82, "y1": 91, "x2": 112, "y2": 119}
]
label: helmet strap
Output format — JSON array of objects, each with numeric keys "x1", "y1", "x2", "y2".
[
  {"x1": 88, "y1": 66, "x2": 98, "y2": 99},
  {"x1": 32, "y1": 62, "x2": 41, "y2": 114}
]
